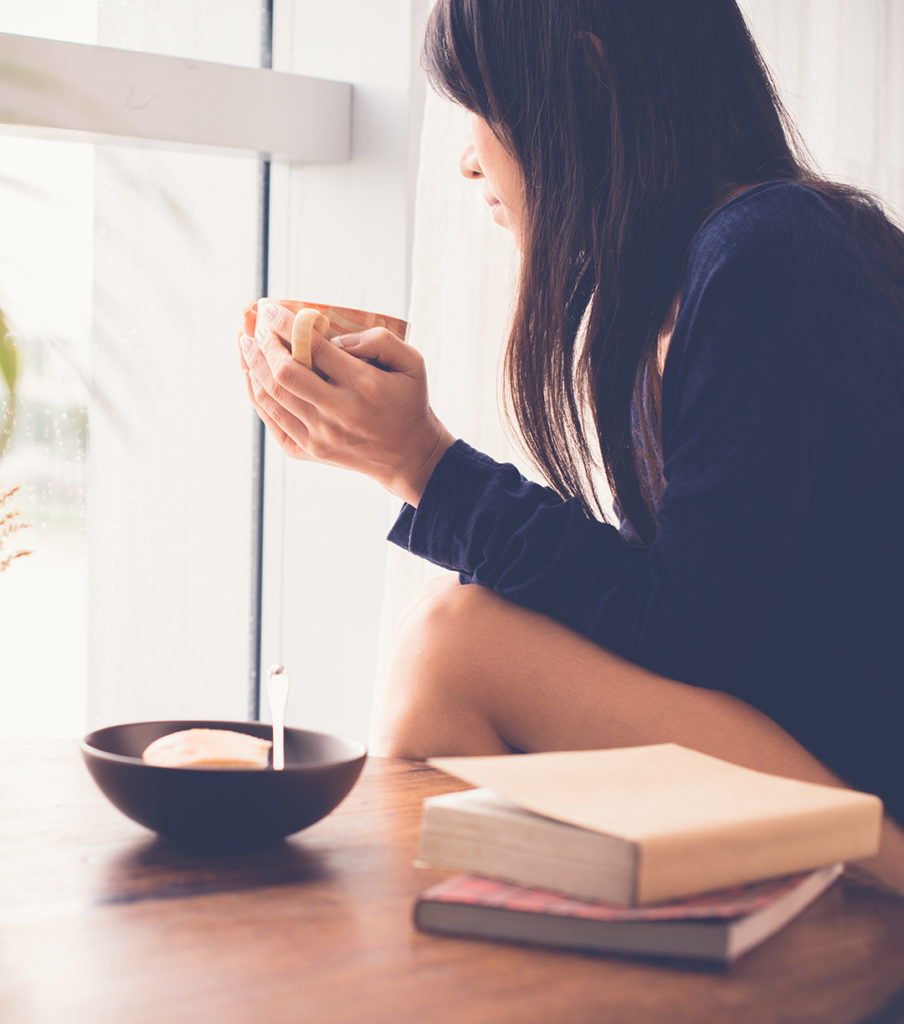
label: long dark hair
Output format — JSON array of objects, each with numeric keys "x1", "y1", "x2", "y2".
[{"x1": 423, "y1": 0, "x2": 904, "y2": 544}]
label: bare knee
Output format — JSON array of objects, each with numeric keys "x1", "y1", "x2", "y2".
[
  {"x1": 375, "y1": 579, "x2": 507, "y2": 759},
  {"x1": 378, "y1": 578, "x2": 476, "y2": 756}
]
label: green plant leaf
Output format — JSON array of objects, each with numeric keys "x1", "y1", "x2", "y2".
[
  {"x1": 0, "y1": 308, "x2": 18, "y2": 394},
  {"x1": 0, "y1": 308, "x2": 18, "y2": 460}
]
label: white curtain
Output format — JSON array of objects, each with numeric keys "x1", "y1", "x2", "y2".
[
  {"x1": 742, "y1": 0, "x2": 904, "y2": 221},
  {"x1": 371, "y1": 93, "x2": 523, "y2": 735},
  {"x1": 370, "y1": 0, "x2": 904, "y2": 737}
]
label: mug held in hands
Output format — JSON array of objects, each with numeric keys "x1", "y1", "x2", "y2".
[{"x1": 255, "y1": 298, "x2": 408, "y2": 369}]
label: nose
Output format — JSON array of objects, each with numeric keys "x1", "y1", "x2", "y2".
[{"x1": 459, "y1": 142, "x2": 483, "y2": 180}]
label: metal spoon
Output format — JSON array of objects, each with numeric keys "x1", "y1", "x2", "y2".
[{"x1": 266, "y1": 663, "x2": 289, "y2": 771}]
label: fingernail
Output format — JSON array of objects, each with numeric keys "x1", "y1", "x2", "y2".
[
  {"x1": 336, "y1": 332, "x2": 361, "y2": 348},
  {"x1": 262, "y1": 303, "x2": 278, "y2": 320},
  {"x1": 330, "y1": 335, "x2": 345, "y2": 348},
  {"x1": 240, "y1": 333, "x2": 253, "y2": 354}
]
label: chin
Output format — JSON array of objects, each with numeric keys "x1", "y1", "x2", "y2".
[
  {"x1": 490, "y1": 203, "x2": 506, "y2": 224},
  {"x1": 493, "y1": 208, "x2": 522, "y2": 247}
]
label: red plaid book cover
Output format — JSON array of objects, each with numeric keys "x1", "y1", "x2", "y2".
[{"x1": 420, "y1": 870, "x2": 830, "y2": 921}]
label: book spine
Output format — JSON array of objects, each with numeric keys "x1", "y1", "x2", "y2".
[{"x1": 412, "y1": 899, "x2": 730, "y2": 962}]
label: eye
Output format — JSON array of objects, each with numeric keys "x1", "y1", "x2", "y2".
[{"x1": 459, "y1": 143, "x2": 483, "y2": 179}]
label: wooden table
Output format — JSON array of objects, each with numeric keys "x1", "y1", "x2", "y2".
[{"x1": 3, "y1": 741, "x2": 904, "y2": 1024}]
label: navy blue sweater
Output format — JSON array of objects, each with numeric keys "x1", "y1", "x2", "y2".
[{"x1": 389, "y1": 182, "x2": 904, "y2": 823}]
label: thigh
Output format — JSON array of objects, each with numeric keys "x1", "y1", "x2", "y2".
[
  {"x1": 403, "y1": 578, "x2": 846, "y2": 785},
  {"x1": 381, "y1": 578, "x2": 904, "y2": 892}
]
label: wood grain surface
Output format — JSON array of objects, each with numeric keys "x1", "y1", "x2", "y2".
[{"x1": 2, "y1": 740, "x2": 903, "y2": 1024}]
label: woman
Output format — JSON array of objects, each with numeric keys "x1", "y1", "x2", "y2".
[{"x1": 239, "y1": 0, "x2": 904, "y2": 885}]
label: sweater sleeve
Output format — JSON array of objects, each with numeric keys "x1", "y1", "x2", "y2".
[{"x1": 389, "y1": 191, "x2": 831, "y2": 692}]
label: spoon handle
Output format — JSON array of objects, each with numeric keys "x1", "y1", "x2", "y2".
[{"x1": 266, "y1": 664, "x2": 289, "y2": 771}]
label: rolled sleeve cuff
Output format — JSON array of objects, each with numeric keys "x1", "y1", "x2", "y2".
[{"x1": 386, "y1": 439, "x2": 506, "y2": 575}]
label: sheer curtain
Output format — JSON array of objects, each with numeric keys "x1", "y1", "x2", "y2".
[
  {"x1": 403, "y1": 97, "x2": 519, "y2": 464},
  {"x1": 742, "y1": 0, "x2": 904, "y2": 222},
  {"x1": 371, "y1": 1, "x2": 904, "y2": 737},
  {"x1": 371, "y1": 92, "x2": 522, "y2": 735}
]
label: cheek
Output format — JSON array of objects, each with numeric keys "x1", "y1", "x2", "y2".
[
  {"x1": 495, "y1": 162, "x2": 524, "y2": 223},
  {"x1": 487, "y1": 145, "x2": 522, "y2": 211},
  {"x1": 502, "y1": 166, "x2": 523, "y2": 208}
]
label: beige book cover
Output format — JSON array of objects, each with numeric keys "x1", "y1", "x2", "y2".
[{"x1": 428, "y1": 744, "x2": 882, "y2": 903}]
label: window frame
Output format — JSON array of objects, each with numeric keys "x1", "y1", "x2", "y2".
[{"x1": 0, "y1": 31, "x2": 350, "y2": 162}]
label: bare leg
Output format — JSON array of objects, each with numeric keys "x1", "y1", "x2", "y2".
[{"x1": 375, "y1": 577, "x2": 904, "y2": 892}]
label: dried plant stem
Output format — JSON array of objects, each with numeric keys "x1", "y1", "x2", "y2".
[
  {"x1": 1, "y1": 508, "x2": 26, "y2": 537},
  {"x1": 0, "y1": 484, "x2": 31, "y2": 572},
  {"x1": 0, "y1": 549, "x2": 32, "y2": 572}
]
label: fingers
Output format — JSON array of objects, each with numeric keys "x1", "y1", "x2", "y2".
[
  {"x1": 239, "y1": 331, "x2": 321, "y2": 438},
  {"x1": 252, "y1": 324, "x2": 333, "y2": 405},
  {"x1": 255, "y1": 398, "x2": 310, "y2": 460},
  {"x1": 239, "y1": 302, "x2": 334, "y2": 462},
  {"x1": 242, "y1": 301, "x2": 258, "y2": 338},
  {"x1": 239, "y1": 338, "x2": 298, "y2": 451},
  {"x1": 332, "y1": 327, "x2": 422, "y2": 376},
  {"x1": 305, "y1": 327, "x2": 376, "y2": 384},
  {"x1": 256, "y1": 300, "x2": 295, "y2": 345}
]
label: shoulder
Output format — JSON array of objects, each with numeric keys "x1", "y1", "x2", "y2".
[
  {"x1": 663, "y1": 184, "x2": 818, "y2": 408},
  {"x1": 673, "y1": 183, "x2": 801, "y2": 339},
  {"x1": 687, "y1": 180, "x2": 846, "y2": 276},
  {"x1": 674, "y1": 180, "x2": 869, "y2": 342}
]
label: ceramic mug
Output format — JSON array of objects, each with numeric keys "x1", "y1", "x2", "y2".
[{"x1": 255, "y1": 298, "x2": 408, "y2": 367}]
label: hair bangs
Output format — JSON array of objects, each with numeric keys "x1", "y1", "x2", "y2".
[{"x1": 422, "y1": 0, "x2": 493, "y2": 122}]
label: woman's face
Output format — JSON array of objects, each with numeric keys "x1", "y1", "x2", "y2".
[{"x1": 459, "y1": 114, "x2": 524, "y2": 246}]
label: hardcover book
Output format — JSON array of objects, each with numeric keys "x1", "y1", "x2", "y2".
[{"x1": 423, "y1": 744, "x2": 881, "y2": 904}]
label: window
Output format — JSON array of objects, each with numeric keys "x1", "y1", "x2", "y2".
[{"x1": 0, "y1": 0, "x2": 374, "y2": 737}]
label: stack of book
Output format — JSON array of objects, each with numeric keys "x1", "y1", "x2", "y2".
[{"x1": 413, "y1": 744, "x2": 883, "y2": 963}]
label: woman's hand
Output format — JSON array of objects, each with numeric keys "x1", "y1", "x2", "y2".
[{"x1": 238, "y1": 303, "x2": 455, "y2": 507}]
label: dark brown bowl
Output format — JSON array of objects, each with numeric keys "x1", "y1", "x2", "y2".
[{"x1": 81, "y1": 720, "x2": 366, "y2": 846}]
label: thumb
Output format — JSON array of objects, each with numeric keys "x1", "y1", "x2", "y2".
[{"x1": 336, "y1": 327, "x2": 419, "y2": 374}]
